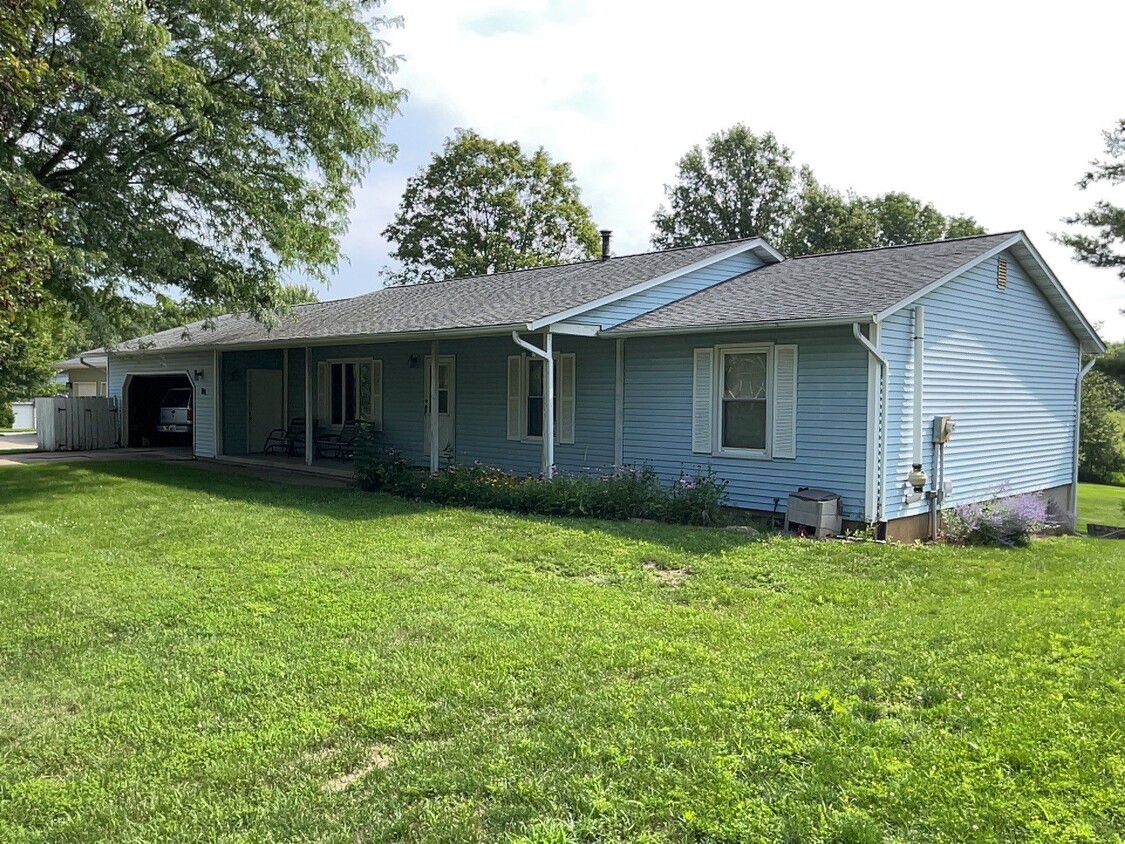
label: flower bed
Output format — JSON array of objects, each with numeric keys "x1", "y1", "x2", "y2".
[{"x1": 354, "y1": 433, "x2": 729, "y2": 526}]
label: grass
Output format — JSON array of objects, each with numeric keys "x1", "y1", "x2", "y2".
[
  {"x1": 1, "y1": 463, "x2": 1123, "y2": 843},
  {"x1": 1077, "y1": 481, "x2": 1125, "y2": 532}
]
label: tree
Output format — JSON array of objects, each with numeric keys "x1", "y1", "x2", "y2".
[
  {"x1": 782, "y1": 174, "x2": 878, "y2": 257},
  {"x1": 652, "y1": 125, "x2": 798, "y2": 249},
  {"x1": 1079, "y1": 369, "x2": 1125, "y2": 484},
  {"x1": 652, "y1": 125, "x2": 985, "y2": 254},
  {"x1": 866, "y1": 192, "x2": 983, "y2": 247},
  {"x1": 1059, "y1": 119, "x2": 1125, "y2": 279},
  {"x1": 382, "y1": 130, "x2": 600, "y2": 284},
  {"x1": 1, "y1": 0, "x2": 403, "y2": 322}
]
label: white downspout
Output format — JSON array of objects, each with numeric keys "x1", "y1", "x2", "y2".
[
  {"x1": 853, "y1": 322, "x2": 888, "y2": 523},
  {"x1": 1071, "y1": 356, "x2": 1097, "y2": 528},
  {"x1": 911, "y1": 306, "x2": 926, "y2": 485},
  {"x1": 511, "y1": 330, "x2": 555, "y2": 477}
]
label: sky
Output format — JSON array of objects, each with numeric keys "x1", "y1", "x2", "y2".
[{"x1": 311, "y1": 0, "x2": 1125, "y2": 340}]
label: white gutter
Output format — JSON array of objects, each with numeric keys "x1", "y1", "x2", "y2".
[
  {"x1": 1071, "y1": 356, "x2": 1097, "y2": 527},
  {"x1": 510, "y1": 331, "x2": 555, "y2": 477},
  {"x1": 605, "y1": 314, "x2": 876, "y2": 338},
  {"x1": 854, "y1": 322, "x2": 888, "y2": 523}
]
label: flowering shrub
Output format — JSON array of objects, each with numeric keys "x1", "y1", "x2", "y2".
[
  {"x1": 353, "y1": 441, "x2": 729, "y2": 526},
  {"x1": 943, "y1": 487, "x2": 1058, "y2": 547}
]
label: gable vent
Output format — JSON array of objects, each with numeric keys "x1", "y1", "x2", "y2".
[{"x1": 997, "y1": 257, "x2": 1008, "y2": 289}]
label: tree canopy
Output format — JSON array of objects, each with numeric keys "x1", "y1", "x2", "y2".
[
  {"x1": 382, "y1": 129, "x2": 600, "y2": 284},
  {"x1": 652, "y1": 124, "x2": 985, "y2": 255},
  {"x1": 1, "y1": 0, "x2": 397, "y2": 406},
  {"x1": 1059, "y1": 119, "x2": 1125, "y2": 280}
]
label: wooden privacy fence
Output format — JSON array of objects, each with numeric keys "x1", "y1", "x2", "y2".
[{"x1": 35, "y1": 396, "x2": 121, "y2": 452}]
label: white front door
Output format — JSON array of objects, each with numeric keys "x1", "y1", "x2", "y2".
[
  {"x1": 247, "y1": 369, "x2": 284, "y2": 454},
  {"x1": 423, "y1": 355, "x2": 455, "y2": 461}
]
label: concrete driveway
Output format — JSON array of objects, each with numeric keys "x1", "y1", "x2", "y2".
[
  {"x1": 0, "y1": 446, "x2": 193, "y2": 467},
  {"x1": 0, "y1": 432, "x2": 37, "y2": 452}
]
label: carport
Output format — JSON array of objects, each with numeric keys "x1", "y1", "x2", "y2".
[{"x1": 123, "y1": 373, "x2": 193, "y2": 449}]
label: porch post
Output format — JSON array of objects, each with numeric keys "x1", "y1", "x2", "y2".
[
  {"x1": 429, "y1": 338, "x2": 439, "y2": 472},
  {"x1": 304, "y1": 346, "x2": 313, "y2": 466},
  {"x1": 543, "y1": 331, "x2": 554, "y2": 478}
]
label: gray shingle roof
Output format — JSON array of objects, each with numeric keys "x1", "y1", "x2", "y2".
[
  {"x1": 114, "y1": 239, "x2": 761, "y2": 352},
  {"x1": 607, "y1": 233, "x2": 1021, "y2": 333}
]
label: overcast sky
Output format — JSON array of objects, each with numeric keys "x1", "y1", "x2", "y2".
[{"x1": 311, "y1": 0, "x2": 1125, "y2": 340}]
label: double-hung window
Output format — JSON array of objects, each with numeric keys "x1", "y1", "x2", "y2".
[
  {"x1": 691, "y1": 342, "x2": 798, "y2": 460},
  {"x1": 507, "y1": 353, "x2": 576, "y2": 443},
  {"x1": 317, "y1": 358, "x2": 383, "y2": 430},
  {"x1": 720, "y1": 348, "x2": 769, "y2": 452}
]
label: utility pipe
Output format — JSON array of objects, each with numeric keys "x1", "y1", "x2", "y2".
[
  {"x1": 1071, "y1": 356, "x2": 1097, "y2": 528},
  {"x1": 853, "y1": 323, "x2": 888, "y2": 523},
  {"x1": 511, "y1": 330, "x2": 555, "y2": 477}
]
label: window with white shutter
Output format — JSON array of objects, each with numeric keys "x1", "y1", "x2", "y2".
[
  {"x1": 691, "y1": 348, "x2": 714, "y2": 454},
  {"x1": 771, "y1": 345, "x2": 797, "y2": 459},
  {"x1": 507, "y1": 352, "x2": 576, "y2": 443}
]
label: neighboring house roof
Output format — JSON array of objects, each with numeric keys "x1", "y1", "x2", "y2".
[
  {"x1": 607, "y1": 231, "x2": 1105, "y2": 352},
  {"x1": 112, "y1": 238, "x2": 780, "y2": 353},
  {"x1": 55, "y1": 349, "x2": 108, "y2": 370},
  {"x1": 107, "y1": 230, "x2": 1103, "y2": 355}
]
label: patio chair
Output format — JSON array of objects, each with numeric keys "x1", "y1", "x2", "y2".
[
  {"x1": 316, "y1": 420, "x2": 361, "y2": 459},
  {"x1": 263, "y1": 417, "x2": 309, "y2": 457}
]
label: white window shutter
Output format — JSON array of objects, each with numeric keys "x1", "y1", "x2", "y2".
[
  {"x1": 371, "y1": 360, "x2": 383, "y2": 431},
  {"x1": 772, "y1": 344, "x2": 798, "y2": 459},
  {"x1": 692, "y1": 347, "x2": 714, "y2": 454},
  {"x1": 316, "y1": 361, "x2": 330, "y2": 423},
  {"x1": 557, "y1": 353, "x2": 576, "y2": 444},
  {"x1": 506, "y1": 355, "x2": 522, "y2": 441}
]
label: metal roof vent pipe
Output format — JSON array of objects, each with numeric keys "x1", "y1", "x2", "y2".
[{"x1": 600, "y1": 230, "x2": 612, "y2": 261}]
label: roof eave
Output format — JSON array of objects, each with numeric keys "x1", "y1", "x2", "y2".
[
  {"x1": 604, "y1": 314, "x2": 876, "y2": 338},
  {"x1": 107, "y1": 323, "x2": 529, "y2": 356}
]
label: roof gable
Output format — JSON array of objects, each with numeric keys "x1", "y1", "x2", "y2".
[{"x1": 607, "y1": 232, "x2": 1104, "y2": 353}]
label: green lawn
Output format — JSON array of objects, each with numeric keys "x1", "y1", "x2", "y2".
[
  {"x1": 1, "y1": 463, "x2": 1123, "y2": 843},
  {"x1": 1077, "y1": 481, "x2": 1125, "y2": 533}
]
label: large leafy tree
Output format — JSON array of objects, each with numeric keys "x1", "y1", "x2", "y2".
[
  {"x1": 383, "y1": 130, "x2": 600, "y2": 284},
  {"x1": 1, "y1": 0, "x2": 401, "y2": 316},
  {"x1": 1059, "y1": 119, "x2": 1125, "y2": 279},
  {"x1": 1, "y1": 0, "x2": 398, "y2": 405},
  {"x1": 652, "y1": 125, "x2": 797, "y2": 249},
  {"x1": 653, "y1": 125, "x2": 984, "y2": 255}
]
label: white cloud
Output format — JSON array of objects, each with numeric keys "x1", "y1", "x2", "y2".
[{"x1": 332, "y1": 0, "x2": 1125, "y2": 339}]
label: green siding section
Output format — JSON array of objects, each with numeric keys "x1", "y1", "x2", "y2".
[{"x1": 221, "y1": 349, "x2": 283, "y2": 455}]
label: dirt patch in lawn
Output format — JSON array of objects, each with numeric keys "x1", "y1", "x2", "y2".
[
  {"x1": 309, "y1": 744, "x2": 394, "y2": 793},
  {"x1": 642, "y1": 559, "x2": 690, "y2": 587}
]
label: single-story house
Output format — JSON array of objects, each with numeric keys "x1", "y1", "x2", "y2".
[
  {"x1": 55, "y1": 350, "x2": 109, "y2": 396},
  {"x1": 106, "y1": 230, "x2": 1103, "y2": 539}
]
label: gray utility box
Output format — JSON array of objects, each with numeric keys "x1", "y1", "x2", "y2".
[{"x1": 785, "y1": 488, "x2": 843, "y2": 538}]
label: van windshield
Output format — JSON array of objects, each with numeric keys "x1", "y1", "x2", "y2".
[{"x1": 162, "y1": 389, "x2": 192, "y2": 408}]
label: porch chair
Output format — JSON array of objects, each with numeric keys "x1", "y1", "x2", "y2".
[
  {"x1": 263, "y1": 417, "x2": 311, "y2": 457},
  {"x1": 316, "y1": 419, "x2": 362, "y2": 459}
]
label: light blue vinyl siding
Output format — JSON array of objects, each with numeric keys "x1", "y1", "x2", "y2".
[
  {"x1": 881, "y1": 251, "x2": 1080, "y2": 520},
  {"x1": 572, "y1": 252, "x2": 765, "y2": 328},
  {"x1": 220, "y1": 349, "x2": 284, "y2": 455},
  {"x1": 303, "y1": 336, "x2": 616, "y2": 474},
  {"x1": 107, "y1": 351, "x2": 218, "y2": 458},
  {"x1": 622, "y1": 326, "x2": 870, "y2": 519}
]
